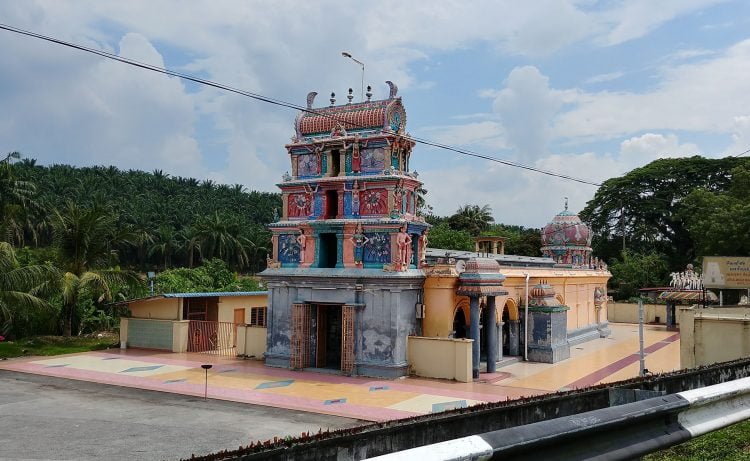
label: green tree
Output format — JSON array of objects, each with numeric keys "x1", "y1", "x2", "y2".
[
  {"x1": 581, "y1": 156, "x2": 748, "y2": 268},
  {"x1": 51, "y1": 201, "x2": 141, "y2": 336},
  {"x1": 682, "y1": 163, "x2": 750, "y2": 257},
  {"x1": 609, "y1": 251, "x2": 669, "y2": 300},
  {"x1": 0, "y1": 242, "x2": 56, "y2": 336},
  {"x1": 0, "y1": 152, "x2": 38, "y2": 245},
  {"x1": 448, "y1": 204, "x2": 495, "y2": 236},
  {"x1": 426, "y1": 222, "x2": 474, "y2": 251}
]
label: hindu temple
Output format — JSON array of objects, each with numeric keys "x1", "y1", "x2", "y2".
[
  {"x1": 261, "y1": 82, "x2": 612, "y2": 379},
  {"x1": 261, "y1": 82, "x2": 430, "y2": 378}
]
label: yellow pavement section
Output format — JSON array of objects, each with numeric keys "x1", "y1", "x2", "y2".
[
  {"x1": 32, "y1": 356, "x2": 190, "y2": 377},
  {"x1": 496, "y1": 324, "x2": 680, "y2": 391}
]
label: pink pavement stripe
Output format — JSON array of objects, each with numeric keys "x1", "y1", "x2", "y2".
[
  {"x1": 565, "y1": 333, "x2": 680, "y2": 389},
  {"x1": 0, "y1": 361, "x2": 416, "y2": 422},
  {"x1": 365, "y1": 380, "x2": 524, "y2": 402},
  {"x1": 90, "y1": 350, "x2": 384, "y2": 386}
]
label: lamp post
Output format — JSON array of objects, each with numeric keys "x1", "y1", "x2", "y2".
[
  {"x1": 201, "y1": 364, "x2": 212, "y2": 400},
  {"x1": 341, "y1": 51, "x2": 364, "y2": 101}
]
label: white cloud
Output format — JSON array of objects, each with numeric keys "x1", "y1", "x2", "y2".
[
  {"x1": 724, "y1": 115, "x2": 750, "y2": 156},
  {"x1": 585, "y1": 72, "x2": 624, "y2": 84},
  {"x1": 597, "y1": 0, "x2": 728, "y2": 46},
  {"x1": 554, "y1": 39, "x2": 750, "y2": 141},
  {"x1": 492, "y1": 66, "x2": 567, "y2": 160}
]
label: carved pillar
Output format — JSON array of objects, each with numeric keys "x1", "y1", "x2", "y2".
[
  {"x1": 338, "y1": 151, "x2": 346, "y2": 177},
  {"x1": 469, "y1": 295, "x2": 480, "y2": 379},
  {"x1": 486, "y1": 296, "x2": 498, "y2": 373},
  {"x1": 290, "y1": 303, "x2": 311, "y2": 369},
  {"x1": 341, "y1": 305, "x2": 356, "y2": 375}
]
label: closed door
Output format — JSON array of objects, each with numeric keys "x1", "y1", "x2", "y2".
[{"x1": 233, "y1": 308, "x2": 245, "y2": 346}]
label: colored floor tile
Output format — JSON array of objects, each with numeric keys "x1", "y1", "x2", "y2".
[{"x1": 0, "y1": 323, "x2": 681, "y2": 423}]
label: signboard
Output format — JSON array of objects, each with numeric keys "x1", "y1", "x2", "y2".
[{"x1": 702, "y1": 257, "x2": 750, "y2": 289}]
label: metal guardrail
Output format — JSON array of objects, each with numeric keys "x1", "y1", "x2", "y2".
[{"x1": 365, "y1": 376, "x2": 750, "y2": 461}]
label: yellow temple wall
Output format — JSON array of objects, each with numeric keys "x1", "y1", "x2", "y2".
[
  {"x1": 422, "y1": 266, "x2": 610, "y2": 336},
  {"x1": 680, "y1": 307, "x2": 750, "y2": 369}
]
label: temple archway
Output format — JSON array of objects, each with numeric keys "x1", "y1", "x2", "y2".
[
  {"x1": 452, "y1": 299, "x2": 470, "y2": 339},
  {"x1": 502, "y1": 298, "x2": 520, "y2": 357}
]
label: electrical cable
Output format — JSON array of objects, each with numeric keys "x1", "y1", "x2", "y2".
[{"x1": 0, "y1": 23, "x2": 602, "y2": 186}]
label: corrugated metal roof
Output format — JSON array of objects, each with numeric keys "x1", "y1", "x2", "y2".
[{"x1": 162, "y1": 291, "x2": 268, "y2": 298}]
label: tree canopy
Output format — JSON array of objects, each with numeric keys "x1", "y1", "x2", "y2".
[{"x1": 580, "y1": 156, "x2": 749, "y2": 269}]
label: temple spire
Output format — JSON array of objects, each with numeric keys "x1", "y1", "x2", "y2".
[{"x1": 564, "y1": 197, "x2": 568, "y2": 211}]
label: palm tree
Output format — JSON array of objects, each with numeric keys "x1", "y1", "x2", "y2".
[
  {"x1": 52, "y1": 201, "x2": 141, "y2": 336},
  {"x1": 448, "y1": 204, "x2": 495, "y2": 236},
  {"x1": 0, "y1": 242, "x2": 57, "y2": 336},
  {"x1": 194, "y1": 212, "x2": 248, "y2": 269},
  {"x1": 0, "y1": 152, "x2": 38, "y2": 245},
  {"x1": 149, "y1": 224, "x2": 179, "y2": 270}
]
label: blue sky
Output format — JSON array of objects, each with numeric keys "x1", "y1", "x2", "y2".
[{"x1": 2, "y1": 1, "x2": 749, "y2": 227}]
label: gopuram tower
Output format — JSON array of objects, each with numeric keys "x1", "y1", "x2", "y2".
[{"x1": 261, "y1": 82, "x2": 429, "y2": 378}]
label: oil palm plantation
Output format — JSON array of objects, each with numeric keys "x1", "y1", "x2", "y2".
[
  {"x1": 52, "y1": 201, "x2": 141, "y2": 336},
  {"x1": 0, "y1": 242, "x2": 57, "y2": 336},
  {"x1": 0, "y1": 152, "x2": 38, "y2": 245}
]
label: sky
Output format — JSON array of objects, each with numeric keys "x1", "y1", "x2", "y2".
[{"x1": 1, "y1": 0, "x2": 749, "y2": 228}]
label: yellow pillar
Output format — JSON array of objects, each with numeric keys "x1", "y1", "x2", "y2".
[{"x1": 423, "y1": 266, "x2": 460, "y2": 337}]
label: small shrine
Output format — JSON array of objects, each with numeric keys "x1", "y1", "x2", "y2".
[
  {"x1": 659, "y1": 265, "x2": 718, "y2": 329},
  {"x1": 541, "y1": 198, "x2": 599, "y2": 268},
  {"x1": 526, "y1": 282, "x2": 570, "y2": 363}
]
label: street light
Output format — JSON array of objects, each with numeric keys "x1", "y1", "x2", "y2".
[
  {"x1": 341, "y1": 51, "x2": 364, "y2": 102},
  {"x1": 201, "y1": 364, "x2": 212, "y2": 400}
]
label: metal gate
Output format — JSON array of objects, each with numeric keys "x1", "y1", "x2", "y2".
[{"x1": 188, "y1": 320, "x2": 237, "y2": 357}]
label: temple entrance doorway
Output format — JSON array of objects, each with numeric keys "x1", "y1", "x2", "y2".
[
  {"x1": 316, "y1": 304, "x2": 342, "y2": 370},
  {"x1": 452, "y1": 307, "x2": 467, "y2": 339},
  {"x1": 317, "y1": 233, "x2": 337, "y2": 268},
  {"x1": 502, "y1": 308, "x2": 510, "y2": 356}
]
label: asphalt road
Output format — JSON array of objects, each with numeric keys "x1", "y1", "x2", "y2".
[{"x1": 0, "y1": 370, "x2": 362, "y2": 461}]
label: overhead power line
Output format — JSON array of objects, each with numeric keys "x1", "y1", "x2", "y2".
[{"x1": 0, "y1": 23, "x2": 604, "y2": 186}]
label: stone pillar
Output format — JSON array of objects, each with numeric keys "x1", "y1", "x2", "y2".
[
  {"x1": 469, "y1": 295, "x2": 480, "y2": 379},
  {"x1": 666, "y1": 301, "x2": 676, "y2": 330},
  {"x1": 486, "y1": 296, "x2": 498, "y2": 373},
  {"x1": 497, "y1": 321, "x2": 504, "y2": 360},
  {"x1": 508, "y1": 319, "x2": 520, "y2": 356},
  {"x1": 492, "y1": 241, "x2": 498, "y2": 255}
]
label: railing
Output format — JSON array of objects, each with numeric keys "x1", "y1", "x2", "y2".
[
  {"x1": 187, "y1": 320, "x2": 236, "y2": 357},
  {"x1": 364, "y1": 376, "x2": 750, "y2": 461}
]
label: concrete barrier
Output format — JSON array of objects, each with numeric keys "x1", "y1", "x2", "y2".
[
  {"x1": 366, "y1": 376, "x2": 750, "y2": 461},
  {"x1": 236, "y1": 325, "x2": 267, "y2": 358},
  {"x1": 407, "y1": 336, "x2": 472, "y2": 383}
]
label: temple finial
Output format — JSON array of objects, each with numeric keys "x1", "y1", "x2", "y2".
[
  {"x1": 366, "y1": 85, "x2": 372, "y2": 101},
  {"x1": 306, "y1": 91, "x2": 318, "y2": 109},
  {"x1": 347, "y1": 88, "x2": 354, "y2": 104},
  {"x1": 330, "y1": 92, "x2": 336, "y2": 106},
  {"x1": 564, "y1": 197, "x2": 569, "y2": 211},
  {"x1": 386, "y1": 80, "x2": 398, "y2": 99}
]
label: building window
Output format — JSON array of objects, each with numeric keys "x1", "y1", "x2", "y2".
[{"x1": 250, "y1": 307, "x2": 267, "y2": 327}]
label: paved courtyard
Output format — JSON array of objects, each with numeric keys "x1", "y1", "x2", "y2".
[
  {"x1": 0, "y1": 323, "x2": 680, "y2": 423},
  {"x1": 0, "y1": 370, "x2": 360, "y2": 461}
]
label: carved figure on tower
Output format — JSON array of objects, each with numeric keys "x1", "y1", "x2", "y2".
[
  {"x1": 351, "y1": 223, "x2": 370, "y2": 265},
  {"x1": 397, "y1": 226, "x2": 412, "y2": 270},
  {"x1": 296, "y1": 229, "x2": 307, "y2": 264}
]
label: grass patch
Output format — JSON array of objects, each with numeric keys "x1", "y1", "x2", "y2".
[
  {"x1": 645, "y1": 419, "x2": 750, "y2": 461},
  {"x1": 0, "y1": 334, "x2": 118, "y2": 359}
]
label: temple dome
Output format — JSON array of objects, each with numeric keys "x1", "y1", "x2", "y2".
[{"x1": 540, "y1": 199, "x2": 593, "y2": 266}]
